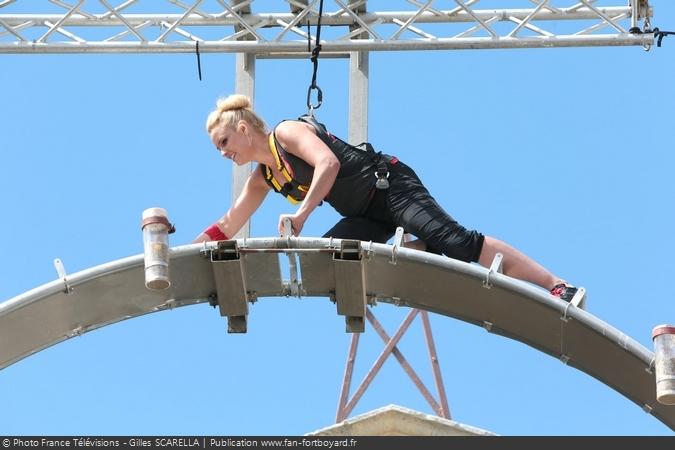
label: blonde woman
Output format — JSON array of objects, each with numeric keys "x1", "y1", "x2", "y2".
[{"x1": 194, "y1": 95, "x2": 578, "y2": 301}]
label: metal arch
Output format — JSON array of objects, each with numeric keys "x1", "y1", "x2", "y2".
[{"x1": 0, "y1": 237, "x2": 672, "y2": 430}]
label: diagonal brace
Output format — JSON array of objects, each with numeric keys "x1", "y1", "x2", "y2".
[{"x1": 338, "y1": 308, "x2": 450, "y2": 421}]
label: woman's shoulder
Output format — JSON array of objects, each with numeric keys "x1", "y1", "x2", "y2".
[{"x1": 274, "y1": 119, "x2": 316, "y2": 142}]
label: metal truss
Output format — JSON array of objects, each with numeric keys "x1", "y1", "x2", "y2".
[
  {"x1": 336, "y1": 309, "x2": 451, "y2": 423},
  {"x1": 0, "y1": 1, "x2": 655, "y2": 54}
]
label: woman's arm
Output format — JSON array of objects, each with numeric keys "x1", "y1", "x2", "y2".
[
  {"x1": 274, "y1": 120, "x2": 340, "y2": 235},
  {"x1": 193, "y1": 166, "x2": 270, "y2": 243}
]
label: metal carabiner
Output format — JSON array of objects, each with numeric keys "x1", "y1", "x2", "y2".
[
  {"x1": 306, "y1": 84, "x2": 323, "y2": 115},
  {"x1": 374, "y1": 170, "x2": 390, "y2": 190}
]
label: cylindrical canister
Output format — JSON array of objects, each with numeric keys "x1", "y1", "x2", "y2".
[
  {"x1": 141, "y1": 207, "x2": 174, "y2": 290},
  {"x1": 652, "y1": 324, "x2": 675, "y2": 405}
]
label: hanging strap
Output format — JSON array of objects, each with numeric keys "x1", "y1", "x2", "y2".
[
  {"x1": 306, "y1": 0, "x2": 325, "y2": 115},
  {"x1": 629, "y1": 25, "x2": 675, "y2": 48},
  {"x1": 653, "y1": 28, "x2": 675, "y2": 47}
]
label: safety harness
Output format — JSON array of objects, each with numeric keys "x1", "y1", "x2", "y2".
[
  {"x1": 261, "y1": 132, "x2": 309, "y2": 205},
  {"x1": 300, "y1": 115, "x2": 394, "y2": 190},
  {"x1": 261, "y1": 116, "x2": 394, "y2": 206}
]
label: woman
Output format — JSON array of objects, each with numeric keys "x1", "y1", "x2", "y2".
[{"x1": 193, "y1": 94, "x2": 578, "y2": 301}]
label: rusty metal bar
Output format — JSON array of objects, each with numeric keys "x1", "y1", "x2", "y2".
[
  {"x1": 341, "y1": 309, "x2": 434, "y2": 419},
  {"x1": 335, "y1": 332, "x2": 360, "y2": 423},
  {"x1": 420, "y1": 310, "x2": 451, "y2": 419},
  {"x1": 366, "y1": 309, "x2": 443, "y2": 416}
]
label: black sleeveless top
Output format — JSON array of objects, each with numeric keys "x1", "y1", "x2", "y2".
[{"x1": 261, "y1": 117, "x2": 384, "y2": 217}]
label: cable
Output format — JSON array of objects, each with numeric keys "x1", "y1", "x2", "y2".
[
  {"x1": 306, "y1": 0, "x2": 325, "y2": 115},
  {"x1": 653, "y1": 28, "x2": 675, "y2": 47},
  {"x1": 195, "y1": 41, "x2": 202, "y2": 81},
  {"x1": 629, "y1": 26, "x2": 675, "y2": 48}
]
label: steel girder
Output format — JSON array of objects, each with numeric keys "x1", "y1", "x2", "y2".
[{"x1": 0, "y1": 1, "x2": 655, "y2": 54}]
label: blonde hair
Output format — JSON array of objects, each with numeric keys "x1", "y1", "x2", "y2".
[{"x1": 206, "y1": 94, "x2": 267, "y2": 134}]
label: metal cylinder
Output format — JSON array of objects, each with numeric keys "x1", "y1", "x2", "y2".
[
  {"x1": 652, "y1": 324, "x2": 675, "y2": 405},
  {"x1": 141, "y1": 207, "x2": 173, "y2": 290}
]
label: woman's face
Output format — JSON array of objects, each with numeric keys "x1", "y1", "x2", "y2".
[{"x1": 210, "y1": 121, "x2": 252, "y2": 166}]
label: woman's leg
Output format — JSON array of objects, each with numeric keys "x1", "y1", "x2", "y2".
[
  {"x1": 478, "y1": 236, "x2": 564, "y2": 291},
  {"x1": 323, "y1": 216, "x2": 395, "y2": 243},
  {"x1": 386, "y1": 163, "x2": 570, "y2": 292}
]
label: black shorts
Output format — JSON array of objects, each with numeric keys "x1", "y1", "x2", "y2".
[{"x1": 323, "y1": 161, "x2": 484, "y2": 263}]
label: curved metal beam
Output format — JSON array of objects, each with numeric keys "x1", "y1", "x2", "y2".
[{"x1": 0, "y1": 237, "x2": 672, "y2": 430}]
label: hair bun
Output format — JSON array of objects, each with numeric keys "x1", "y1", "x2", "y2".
[{"x1": 216, "y1": 94, "x2": 252, "y2": 113}]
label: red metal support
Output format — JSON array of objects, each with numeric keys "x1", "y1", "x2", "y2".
[
  {"x1": 335, "y1": 307, "x2": 451, "y2": 422},
  {"x1": 335, "y1": 332, "x2": 360, "y2": 422},
  {"x1": 421, "y1": 310, "x2": 451, "y2": 419}
]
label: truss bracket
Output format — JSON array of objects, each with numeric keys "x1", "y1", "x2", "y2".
[
  {"x1": 210, "y1": 240, "x2": 248, "y2": 333},
  {"x1": 53, "y1": 258, "x2": 72, "y2": 294},
  {"x1": 334, "y1": 240, "x2": 366, "y2": 333},
  {"x1": 279, "y1": 215, "x2": 301, "y2": 297},
  {"x1": 390, "y1": 226, "x2": 405, "y2": 264},
  {"x1": 482, "y1": 252, "x2": 503, "y2": 289},
  {"x1": 570, "y1": 287, "x2": 587, "y2": 310}
]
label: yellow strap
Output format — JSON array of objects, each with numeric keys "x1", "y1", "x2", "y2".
[
  {"x1": 265, "y1": 132, "x2": 309, "y2": 204},
  {"x1": 268, "y1": 133, "x2": 284, "y2": 171},
  {"x1": 268, "y1": 133, "x2": 299, "y2": 185},
  {"x1": 264, "y1": 165, "x2": 300, "y2": 205}
]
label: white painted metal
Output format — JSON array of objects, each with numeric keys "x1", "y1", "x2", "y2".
[
  {"x1": 0, "y1": 2, "x2": 655, "y2": 54},
  {"x1": 232, "y1": 0, "x2": 255, "y2": 239},
  {"x1": 347, "y1": 2, "x2": 368, "y2": 145},
  {"x1": 0, "y1": 237, "x2": 673, "y2": 430},
  {"x1": 348, "y1": 51, "x2": 369, "y2": 144},
  {"x1": 232, "y1": 55, "x2": 255, "y2": 239}
]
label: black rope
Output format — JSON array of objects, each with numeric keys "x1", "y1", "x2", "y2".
[
  {"x1": 653, "y1": 28, "x2": 675, "y2": 47},
  {"x1": 629, "y1": 26, "x2": 675, "y2": 47},
  {"x1": 195, "y1": 41, "x2": 202, "y2": 81},
  {"x1": 306, "y1": 0, "x2": 325, "y2": 114}
]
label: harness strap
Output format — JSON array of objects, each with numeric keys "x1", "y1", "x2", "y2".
[
  {"x1": 262, "y1": 132, "x2": 309, "y2": 204},
  {"x1": 299, "y1": 115, "x2": 395, "y2": 190}
]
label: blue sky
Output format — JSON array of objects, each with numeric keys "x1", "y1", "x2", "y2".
[{"x1": 1, "y1": 1, "x2": 674, "y2": 436}]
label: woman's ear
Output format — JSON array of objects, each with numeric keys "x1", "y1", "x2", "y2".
[{"x1": 238, "y1": 120, "x2": 253, "y2": 145}]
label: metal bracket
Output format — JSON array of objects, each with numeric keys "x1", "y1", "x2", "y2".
[
  {"x1": 200, "y1": 241, "x2": 211, "y2": 258},
  {"x1": 482, "y1": 253, "x2": 503, "y2": 289},
  {"x1": 227, "y1": 315, "x2": 248, "y2": 333},
  {"x1": 390, "y1": 226, "x2": 405, "y2": 265},
  {"x1": 561, "y1": 301, "x2": 573, "y2": 323},
  {"x1": 53, "y1": 258, "x2": 72, "y2": 294},
  {"x1": 482, "y1": 321, "x2": 493, "y2": 332},
  {"x1": 280, "y1": 215, "x2": 292, "y2": 238},
  {"x1": 334, "y1": 239, "x2": 366, "y2": 333},
  {"x1": 570, "y1": 287, "x2": 587, "y2": 310},
  {"x1": 67, "y1": 326, "x2": 85, "y2": 338},
  {"x1": 391, "y1": 296, "x2": 404, "y2": 307},
  {"x1": 363, "y1": 240, "x2": 374, "y2": 260},
  {"x1": 560, "y1": 354, "x2": 571, "y2": 365},
  {"x1": 280, "y1": 215, "x2": 301, "y2": 297},
  {"x1": 153, "y1": 298, "x2": 176, "y2": 312},
  {"x1": 210, "y1": 240, "x2": 249, "y2": 333}
]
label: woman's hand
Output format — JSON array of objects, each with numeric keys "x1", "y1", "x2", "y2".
[
  {"x1": 278, "y1": 212, "x2": 308, "y2": 237},
  {"x1": 193, "y1": 168, "x2": 270, "y2": 244}
]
